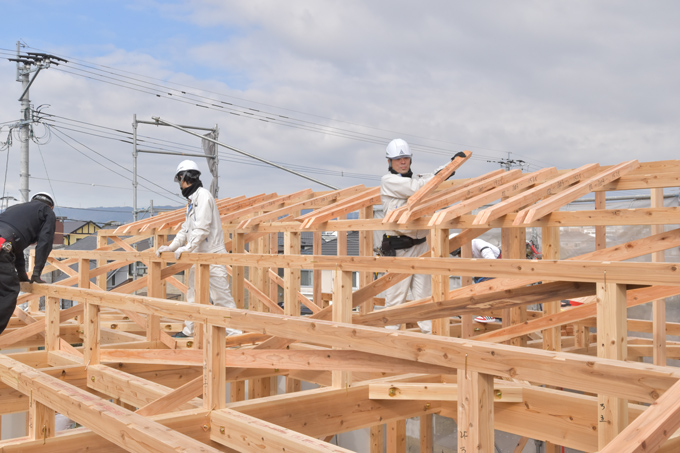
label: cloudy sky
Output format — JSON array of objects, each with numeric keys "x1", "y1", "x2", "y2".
[{"x1": 0, "y1": 1, "x2": 678, "y2": 216}]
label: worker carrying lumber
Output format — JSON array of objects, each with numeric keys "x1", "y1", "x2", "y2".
[
  {"x1": 380, "y1": 138, "x2": 465, "y2": 334},
  {"x1": 155, "y1": 160, "x2": 241, "y2": 338},
  {"x1": 450, "y1": 233, "x2": 500, "y2": 323},
  {"x1": 0, "y1": 192, "x2": 56, "y2": 335}
]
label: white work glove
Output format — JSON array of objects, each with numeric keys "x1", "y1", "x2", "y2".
[
  {"x1": 434, "y1": 164, "x2": 455, "y2": 180},
  {"x1": 174, "y1": 245, "x2": 192, "y2": 260},
  {"x1": 155, "y1": 245, "x2": 172, "y2": 257}
]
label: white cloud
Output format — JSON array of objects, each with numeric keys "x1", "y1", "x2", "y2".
[{"x1": 1, "y1": 0, "x2": 679, "y2": 212}]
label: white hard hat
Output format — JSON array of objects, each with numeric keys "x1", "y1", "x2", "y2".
[
  {"x1": 386, "y1": 138, "x2": 412, "y2": 159},
  {"x1": 32, "y1": 192, "x2": 54, "y2": 207},
  {"x1": 174, "y1": 160, "x2": 201, "y2": 182},
  {"x1": 448, "y1": 232, "x2": 458, "y2": 240}
]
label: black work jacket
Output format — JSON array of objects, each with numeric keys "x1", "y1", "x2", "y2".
[{"x1": 0, "y1": 201, "x2": 56, "y2": 278}]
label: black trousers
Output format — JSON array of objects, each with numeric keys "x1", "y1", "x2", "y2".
[{"x1": 0, "y1": 250, "x2": 19, "y2": 335}]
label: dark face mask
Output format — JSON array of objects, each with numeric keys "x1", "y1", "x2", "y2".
[{"x1": 181, "y1": 179, "x2": 203, "y2": 198}]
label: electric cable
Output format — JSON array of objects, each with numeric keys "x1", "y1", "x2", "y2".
[{"x1": 48, "y1": 126, "x2": 183, "y2": 204}]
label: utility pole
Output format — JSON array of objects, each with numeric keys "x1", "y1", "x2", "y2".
[
  {"x1": 8, "y1": 41, "x2": 67, "y2": 202},
  {"x1": 487, "y1": 152, "x2": 526, "y2": 172}
]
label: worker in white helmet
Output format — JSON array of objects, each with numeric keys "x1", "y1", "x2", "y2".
[
  {"x1": 449, "y1": 233, "x2": 500, "y2": 323},
  {"x1": 155, "y1": 160, "x2": 241, "y2": 338},
  {"x1": 0, "y1": 192, "x2": 57, "y2": 335},
  {"x1": 380, "y1": 139, "x2": 466, "y2": 333}
]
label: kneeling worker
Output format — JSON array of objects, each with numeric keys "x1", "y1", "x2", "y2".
[
  {"x1": 450, "y1": 234, "x2": 501, "y2": 323},
  {"x1": 0, "y1": 192, "x2": 56, "y2": 335}
]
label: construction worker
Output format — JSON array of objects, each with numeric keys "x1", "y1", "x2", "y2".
[
  {"x1": 380, "y1": 138, "x2": 465, "y2": 333},
  {"x1": 450, "y1": 234, "x2": 500, "y2": 323},
  {"x1": 155, "y1": 160, "x2": 241, "y2": 338},
  {"x1": 0, "y1": 192, "x2": 57, "y2": 335}
]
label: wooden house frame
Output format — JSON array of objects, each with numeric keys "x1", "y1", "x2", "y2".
[{"x1": 1, "y1": 158, "x2": 680, "y2": 452}]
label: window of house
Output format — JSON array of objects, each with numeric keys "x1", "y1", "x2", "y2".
[{"x1": 301, "y1": 270, "x2": 313, "y2": 287}]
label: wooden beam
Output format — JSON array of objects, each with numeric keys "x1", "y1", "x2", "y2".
[
  {"x1": 515, "y1": 160, "x2": 640, "y2": 224},
  {"x1": 406, "y1": 150, "x2": 471, "y2": 209},
  {"x1": 369, "y1": 383, "x2": 522, "y2": 402},
  {"x1": 474, "y1": 163, "x2": 601, "y2": 225},
  {"x1": 0, "y1": 355, "x2": 221, "y2": 453},
  {"x1": 431, "y1": 167, "x2": 558, "y2": 225},
  {"x1": 600, "y1": 379, "x2": 680, "y2": 453},
  {"x1": 28, "y1": 284, "x2": 680, "y2": 402},
  {"x1": 390, "y1": 169, "x2": 506, "y2": 223},
  {"x1": 211, "y1": 408, "x2": 353, "y2": 452},
  {"x1": 474, "y1": 285, "x2": 680, "y2": 344},
  {"x1": 136, "y1": 377, "x2": 203, "y2": 417}
]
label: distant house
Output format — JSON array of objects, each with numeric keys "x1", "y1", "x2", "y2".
[
  {"x1": 62, "y1": 221, "x2": 100, "y2": 246},
  {"x1": 277, "y1": 231, "x2": 365, "y2": 297}
]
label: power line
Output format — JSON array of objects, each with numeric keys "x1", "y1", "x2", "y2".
[
  {"x1": 47, "y1": 126, "x2": 183, "y2": 204},
  {"x1": 9, "y1": 45, "x2": 509, "y2": 160},
  {"x1": 40, "y1": 112, "x2": 382, "y2": 182}
]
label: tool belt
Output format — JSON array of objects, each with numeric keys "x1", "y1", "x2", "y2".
[
  {"x1": 380, "y1": 234, "x2": 427, "y2": 257},
  {"x1": 0, "y1": 237, "x2": 11, "y2": 253}
]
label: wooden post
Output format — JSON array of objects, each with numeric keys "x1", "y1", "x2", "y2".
[
  {"x1": 458, "y1": 369, "x2": 495, "y2": 452},
  {"x1": 575, "y1": 191, "x2": 608, "y2": 349},
  {"x1": 204, "y1": 323, "x2": 226, "y2": 410},
  {"x1": 386, "y1": 419, "x2": 406, "y2": 453},
  {"x1": 284, "y1": 231, "x2": 301, "y2": 318},
  {"x1": 270, "y1": 232, "x2": 279, "y2": 306},
  {"x1": 45, "y1": 296, "x2": 60, "y2": 352},
  {"x1": 359, "y1": 206, "x2": 374, "y2": 315},
  {"x1": 501, "y1": 227, "x2": 526, "y2": 346},
  {"x1": 421, "y1": 225, "x2": 441, "y2": 452},
  {"x1": 231, "y1": 232, "x2": 246, "y2": 403},
  {"x1": 431, "y1": 228, "x2": 449, "y2": 336},
  {"x1": 595, "y1": 192, "x2": 607, "y2": 251},
  {"x1": 28, "y1": 401, "x2": 54, "y2": 442},
  {"x1": 460, "y1": 242, "x2": 474, "y2": 339},
  {"x1": 284, "y1": 231, "x2": 301, "y2": 394},
  {"x1": 597, "y1": 281, "x2": 628, "y2": 448},
  {"x1": 542, "y1": 226, "x2": 562, "y2": 451},
  {"x1": 28, "y1": 251, "x2": 39, "y2": 312},
  {"x1": 154, "y1": 233, "x2": 168, "y2": 298},
  {"x1": 313, "y1": 231, "x2": 324, "y2": 308},
  {"x1": 195, "y1": 263, "x2": 210, "y2": 348},
  {"x1": 249, "y1": 233, "x2": 271, "y2": 399},
  {"x1": 80, "y1": 258, "x2": 100, "y2": 366},
  {"x1": 146, "y1": 259, "x2": 162, "y2": 342},
  {"x1": 232, "y1": 232, "x2": 245, "y2": 309},
  {"x1": 96, "y1": 234, "x2": 108, "y2": 290},
  {"x1": 651, "y1": 188, "x2": 666, "y2": 366},
  {"x1": 370, "y1": 425, "x2": 384, "y2": 453},
  {"x1": 332, "y1": 270, "x2": 352, "y2": 389},
  {"x1": 420, "y1": 413, "x2": 433, "y2": 452},
  {"x1": 542, "y1": 226, "x2": 561, "y2": 351},
  {"x1": 250, "y1": 231, "x2": 264, "y2": 313}
]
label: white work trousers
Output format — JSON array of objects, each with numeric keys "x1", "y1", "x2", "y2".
[
  {"x1": 384, "y1": 240, "x2": 432, "y2": 333},
  {"x1": 181, "y1": 263, "x2": 241, "y2": 337}
]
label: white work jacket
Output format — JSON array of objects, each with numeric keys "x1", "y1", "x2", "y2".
[
  {"x1": 380, "y1": 171, "x2": 433, "y2": 239},
  {"x1": 170, "y1": 187, "x2": 226, "y2": 254},
  {"x1": 471, "y1": 239, "x2": 501, "y2": 259}
]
